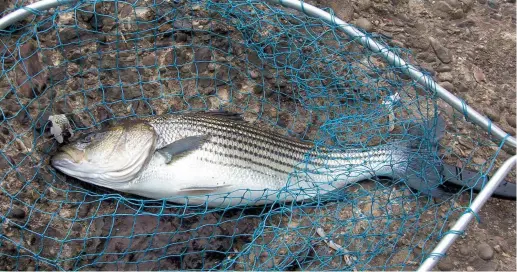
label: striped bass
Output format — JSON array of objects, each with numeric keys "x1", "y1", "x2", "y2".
[{"x1": 51, "y1": 111, "x2": 449, "y2": 207}]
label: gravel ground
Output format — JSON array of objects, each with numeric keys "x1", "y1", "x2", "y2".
[{"x1": 0, "y1": 0, "x2": 515, "y2": 271}]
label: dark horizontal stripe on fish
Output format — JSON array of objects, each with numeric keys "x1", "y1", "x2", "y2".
[
  {"x1": 176, "y1": 118, "x2": 363, "y2": 162},
  {"x1": 198, "y1": 146, "x2": 308, "y2": 175},
  {"x1": 181, "y1": 125, "x2": 312, "y2": 165},
  {"x1": 151, "y1": 115, "x2": 399, "y2": 166},
  {"x1": 184, "y1": 123, "x2": 391, "y2": 168},
  {"x1": 197, "y1": 156, "x2": 285, "y2": 180},
  {"x1": 201, "y1": 140, "x2": 314, "y2": 170},
  {"x1": 185, "y1": 114, "x2": 314, "y2": 149},
  {"x1": 181, "y1": 115, "x2": 316, "y2": 153},
  {"x1": 183, "y1": 115, "x2": 397, "y2": 161}
]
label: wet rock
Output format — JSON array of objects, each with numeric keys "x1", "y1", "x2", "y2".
[
  {"x1": 16, "y1": 42, "x2": 48, "y2": 98},
  {"x1": 198, "y1": 78, "x2": 214, "y2": 88},
  {"x1": 215, "y1": 66, "x2": 238, "y2": 85},
  {"x1": 211, "y1": 21, "x2": 229, "y2": 34},
  {"x1": 438, "y1": 258, "x2": 454, "y2": 271},
  {"x1": 355, "y1": 18, "x2": 374, "y2": 32},
  {"x1": 78, "y1": 203, "x2": 91, "y2": 218},
  {"x1": 122, "y1": 86, "x2": 142, "y2": 99},
  {"x1": 55, "y1": 100, "x2": 72, "y2": 114},
  {"x1": 173, "y1": 19, "x2": 193, "y2": 32},
  {"x1": 477, "y1": 243, "x2": 494, "y2": 260},
  {"x1": 0, "y1": 99, "x2": 21, "y2": 119},
  {"x1": 10, "y1": 207, "x2": 26, "y2": 219},
  {"x1": 484, "y1": 108, "x2": 500, "y2": 122},
  {"x1": 506, "y1": 115, "x2": 516, "y2": 128},
  {"x1": 191, "y1": 48, "x2": 212, "y2": 73},
  {"x1": 59, "y1": 28, "x2": 78, "y2": 43},
  {"x1": 142, "y1": 55, "x2": 156, "y2": 66},
  {"x1": 174, "y1": 32, "x2": 188, "y2": 42},
  {"x1": 429, "y1": 37, "x2": 452, "y2": 63}
]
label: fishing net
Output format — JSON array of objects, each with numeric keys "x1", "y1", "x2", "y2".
[{"x1": 0, "y1": 0, "x2": 513, "y2": 270}]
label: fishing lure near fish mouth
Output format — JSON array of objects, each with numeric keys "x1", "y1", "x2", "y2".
[{"x1": 51, "y1": 111, "x2": 515, "y2": 207}]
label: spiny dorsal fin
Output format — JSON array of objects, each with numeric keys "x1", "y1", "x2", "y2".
[{"x1": 194, "y1": 110, "x2": 246, "y2": 122}]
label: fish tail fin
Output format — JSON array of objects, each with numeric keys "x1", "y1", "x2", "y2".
[
  {"x1": 396, "y1": 148, "x2": 453, "y2": 199},
  {"x1": 441, "y1": 164, "x2": 517, "y2": 200},
  {"x1": 392, "y1": 114, "x2": 454, "y2": 199}
]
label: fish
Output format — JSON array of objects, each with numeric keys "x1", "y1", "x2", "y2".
[{"x1": 50, "y1": 111, "x2": 458, "y2": 207}]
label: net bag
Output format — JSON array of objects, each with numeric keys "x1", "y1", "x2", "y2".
[{"x1": 0, "y1": 0, "x2": 513, "y2": 270}]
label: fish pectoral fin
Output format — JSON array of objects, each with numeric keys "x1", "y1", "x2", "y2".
[
  {"x1": 179, "y1": 184, "x2": 232, "y2": 192},
  {"x1": 157, "y1": 135, "x2": 210, "y2": 164}
]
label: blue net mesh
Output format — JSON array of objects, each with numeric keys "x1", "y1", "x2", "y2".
[{"x1": 0, "y1": 0, "x2": 514, "y2": 270}]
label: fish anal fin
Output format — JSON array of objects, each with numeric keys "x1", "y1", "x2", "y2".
[{"x1": 157, "y1": 135, "x2": 210, "y2": 164}]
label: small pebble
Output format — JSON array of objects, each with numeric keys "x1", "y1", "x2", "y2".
[
  {"x1": 460, "y1": 245, "x2": 471, "y2": 255},
  {"x1": 493, "y1": 244, "x2": 502, "y2": 253},
  {"x1": 429, "y1": 37, "x2": 452, "y2": 63},
  {"x1": 174, "y1": 32, "x2": 188, "y2": 42},
  {"x1": 355, "y1": 18, "x2": 374, "y2": 32},
  {"x1": 439, "y1": 81, "x2": 455, "y2": 92},
  {"x1": 436, "y1": 65, "x2": 452, "y2": 72},
  {"x1": 484, "y1": 108, "x2": 500, "y2": 122},
  {"x1": 473, "y1": 157, "x2": 486, "y2": 165},
  {"x1": 466, "y1": 266, "x2": 475, "y2": 271},
  {"x1": 438, "y1": 258, "x2": 454, "y2": 271},
  {"x1": 506, "y1": 115, "x2": 516, "y2": 128},
  {"x1": 249, "y1": 70, "x2": 259, "y2": 79},
  {"x1": 477, "y1": 243, "x2": 494, "y2": 260},
  {"x1": 438, "y1": 72, "x2": 453, "y2": 82},
  {"x1": 10, "y1": 207, "x2": 26, "y2": 219}
]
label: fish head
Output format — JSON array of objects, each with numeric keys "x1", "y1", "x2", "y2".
[{"x1": 51, "y1": 121, "x2": 157, "y2": 187}]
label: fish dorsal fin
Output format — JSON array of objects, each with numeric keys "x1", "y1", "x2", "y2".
[
  {"x1": 157, "y1": 135, "x2": 210, "y2": 164},
  {"x1": 195, "y1": 110, "x2": 246, "y2": 122}
]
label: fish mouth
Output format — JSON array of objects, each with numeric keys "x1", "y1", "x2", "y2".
[{"x1": 51, "y1": 147, "x2": 84, "y2": 168}]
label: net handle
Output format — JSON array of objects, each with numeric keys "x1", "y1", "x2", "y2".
[
  {"x1": 266, "y1": 0, "x2": 516, "y2": 150},
  {"x1": 0, "y1": 0, "x2": 76, "y2": 30}
]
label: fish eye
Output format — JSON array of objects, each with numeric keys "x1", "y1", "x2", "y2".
[{"x1": 80, "y1": 133, "x2": 95, "y2": 144}]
